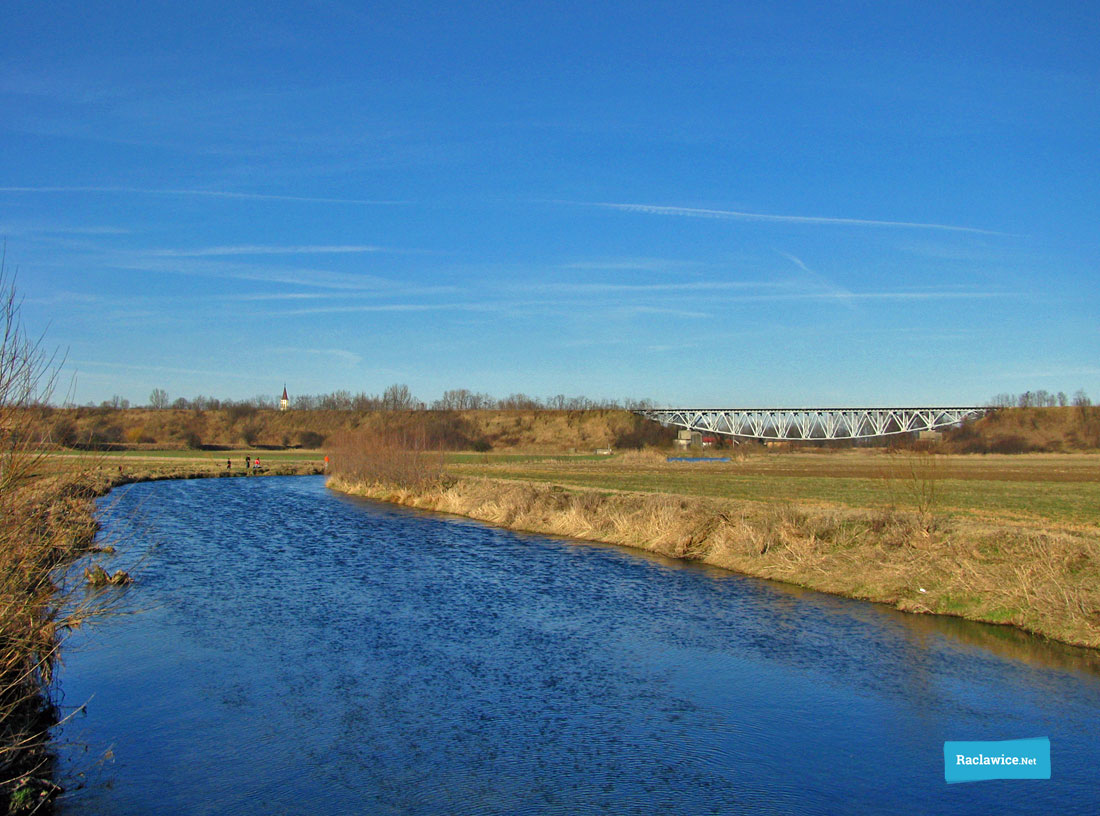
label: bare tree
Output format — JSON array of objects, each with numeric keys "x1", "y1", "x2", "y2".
[{"x1": 381, "y1": 383, "x2": 415, "y2": 410}]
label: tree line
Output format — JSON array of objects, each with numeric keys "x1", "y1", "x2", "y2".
[
  {"x1": 88, "y1": 385, "x2": 660, "y2": 412},
  {"x1": 83, "y1": 386, "x2": 1098, "y2": 413},
  {"x1": 988, "y1": 389, "x2": 1092, "y2": 409}
]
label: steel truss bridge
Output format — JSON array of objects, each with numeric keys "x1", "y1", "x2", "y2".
[{"x1": 635, "y1": 406, "x2": 988, "y2": 442}]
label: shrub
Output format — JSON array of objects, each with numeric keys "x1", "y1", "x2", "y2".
[
  {"x1": 240, "y1": 422, "x2": 261, "y2": 446},
  {"x1": 328, "y1": 428, "x2": 444, "y2": 489},
  {"x1": 297, "y1": 430, "x2": 326, "y2": 448},
  {"x1": 613, "y1": 414, "x2": 676, "y2": 449},
  {"x1": 87, "y1": 422, "x2": 122, "y2": 448},
  {"x1": 49, "y1": 417, "x2": 77, "y2": 448},
  {"x1": 226, "y1": 403, "x2": 256, "y2": 423},
  {"x1": 988, "y1": 435, "x2": 1033, "y2": 454},
  {"x1": 123, "y1": 426, "x2": 149, "y2": 444}
]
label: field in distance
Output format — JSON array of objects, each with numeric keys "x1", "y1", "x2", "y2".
[{"x1": 444, "y1": 450, "x2": 1100, "y2": 528}]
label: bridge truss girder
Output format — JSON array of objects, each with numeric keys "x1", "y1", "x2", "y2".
[{"x1": 636, "y1": 407, "x2": 987, "y2": 441}]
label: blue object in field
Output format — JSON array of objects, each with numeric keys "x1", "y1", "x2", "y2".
[{"x1": 667, "y1": 457, "x2": 731, "y2": 462}]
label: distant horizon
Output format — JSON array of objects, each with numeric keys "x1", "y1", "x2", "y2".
[
  {"x1": 50, "y1": 385, "x2": 1088, "y2": 413},
  {"x1": 4, "y1": 2, "x2": 1097, "y2": 407}
]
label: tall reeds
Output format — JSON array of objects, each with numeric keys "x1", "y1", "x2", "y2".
[
  {"x1": 0, "y1": 267, "x2": 106, "y2": 811},
  {"x1": 327, "y1": 424, "x2": 445, "y2": 489}
]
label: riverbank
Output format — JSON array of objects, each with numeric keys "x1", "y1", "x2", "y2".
[
  {"x1": 327, "y1": 473, "x2": 1100, "y2": 650},
  {"x1": 1, "y1": 458, "x2": 322, "y2": 813}
]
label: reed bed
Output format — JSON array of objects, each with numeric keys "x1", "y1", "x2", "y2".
[{"x1": 0, "y1": 271, "x2": 108, "y2": 811}]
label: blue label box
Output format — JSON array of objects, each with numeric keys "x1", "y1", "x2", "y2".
[{"x1": 944, "y1": 737, "x2": 1051, "y2": 783}]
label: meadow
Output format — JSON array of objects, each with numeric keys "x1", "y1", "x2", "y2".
[{"x1": 444, "y1": 450, "x2": 1100, "y2": 527}]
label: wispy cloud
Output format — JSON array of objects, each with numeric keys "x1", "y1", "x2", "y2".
[
  {"x1": 508, "y1": 280, "x2": 774, "y2": 295},
  {"x1": 145, "y1": 244, "x2": 393, "y2": 257},
  {"x1": 611, "y1": 305, "x2": 712, "y2": 318},
  {"x1": 220, "y1": 292, "x2": 342, "y2": 302},
  {"x1": 776, "y1": 250, "x2": 856, "y2": 308},
  {"x1": 0, "y1": 221, "x2": 130, "y2": 237},
  {"x1": 776, "y1": 251, "x2": 812, "y2": 275},
  {"x1": 108, "y1": 256, "x2": 393, "y2": 291},
  {"x1": 560, "y1": 257, "x2": 703, "y2": 272},
  {"x1": 0, "y1": 186, "x2": 405, "y2": 205},
  {"x1": 267, "y1": 302, "x2": 508, "y2": 316},
  {"x1": 750, "y1": 290, "x2": 1014, "y2": 302},
  {"x1": 269, "y1": 347, "x2": 363, "y2": 366},
  {"x1": 69, "y1": 359, "x2": 238, "y2": 379},
  {"x1": 581, "y1": 201, "x2": 1005, "y2": 235}
]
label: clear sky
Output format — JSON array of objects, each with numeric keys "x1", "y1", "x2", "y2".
[{"x1": 3, "y1": 1, "x2": 1097, "y2": 407}]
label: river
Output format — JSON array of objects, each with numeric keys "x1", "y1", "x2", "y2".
[{"x1": 54, "y1": 475, "x2": 1100, "y2": 814}]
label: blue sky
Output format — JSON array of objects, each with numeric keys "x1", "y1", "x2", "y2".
[{"x1": 3, "y1": 0, "x2": 1097, "y2": 407}]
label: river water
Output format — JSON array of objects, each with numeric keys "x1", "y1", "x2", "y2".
[{"x1": 54, "y1": 475, "x2": 1100, "y2": 815}]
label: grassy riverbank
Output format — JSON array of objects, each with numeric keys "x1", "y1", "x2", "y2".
[
  {"x1": 328, "y1": 449, "x2": 1100, "y2": 650},
  {"x1": 40, "y1": 449, "x2": 326, "y2": 490},
  {"x1": 1, "y1": 452, "x2": 322, "y2": 812}
]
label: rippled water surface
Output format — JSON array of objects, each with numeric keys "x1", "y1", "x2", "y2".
[{"x1": 56, "y1": 476, "x2": 1100, "y2": 814}]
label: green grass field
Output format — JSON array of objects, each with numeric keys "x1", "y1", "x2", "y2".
[
  {"x1": 444, "y1": 452, "x2": 611, "y2": 464},
  {"x1": 445, "y1": 451, "x2": 1100, "y2": 527}
]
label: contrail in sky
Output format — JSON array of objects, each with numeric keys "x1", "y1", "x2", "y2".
[
  {"x1": 146, "y1": 245, "x2": 390, "y2": 257},
  {"x1": 0, "y1": 186, "x2": 404, "y2": 205},
  {"x1": 585, "y1": 202, "x2": 1005, "y2": 235}
]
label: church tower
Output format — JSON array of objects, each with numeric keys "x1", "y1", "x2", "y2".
[{"x1": 280, "y1": 385, "x2": 289, "y2": 411}]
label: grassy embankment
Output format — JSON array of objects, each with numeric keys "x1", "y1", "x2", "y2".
[{"x1": 329, "y1": 446, "x2": 1100, "y2": 651}]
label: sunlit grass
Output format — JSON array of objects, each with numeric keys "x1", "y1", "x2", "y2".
[{"x1": 444, "y1": 451, "x2": 1100, "y2": 526}]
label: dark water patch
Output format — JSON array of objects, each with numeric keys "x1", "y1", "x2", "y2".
[{"x1": 54, "y1": 476, "x2": 1100, "y2": 815}]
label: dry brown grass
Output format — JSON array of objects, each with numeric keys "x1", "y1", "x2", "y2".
[
  {"x1": 327, "y1": 427, "x2": 445, "y2": 489},
  {"x1": 0, "y1": 269, "x2": 118, "y2": 811},
  {"x1": 613, "y1": 449, "x2": 674, "y2": 466}
]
